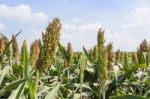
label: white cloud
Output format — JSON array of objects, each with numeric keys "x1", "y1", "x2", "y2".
[
  {"x1": 61, "y1": 22, "x2": 103, "y2": 51},
  {"x1": 61, "y1": 21, "x2": 138, "y2": 51},
  {"x1": 63, "y1": 22, "x2": 102, "y2": 33},
  {"x1": 0, "y1": 4, "x2": 47, "y2": 23},
  {"x1": 0, "y1": 22, "x2": 5, "y2": 30},
  {"x1": 105, "y1": 31, "x2": 137, "y2": 51},
  {"x1": 33, "y1": 12, "x2": 47, "y2": 23},
  {"x1": 124, "y1": 6, "x2": 150, "y2": 29},
  {"x1": 18, "y1": 28, "x2": 43, "y2": 50}
]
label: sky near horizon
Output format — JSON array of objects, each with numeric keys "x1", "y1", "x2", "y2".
[{"x1": 0, "y1": 0, "x2": 150, "y2": 51}]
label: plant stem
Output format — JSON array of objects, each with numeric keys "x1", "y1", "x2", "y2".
[{"x1": 34, "y1": 70, "x2": 39, "y2": 94}]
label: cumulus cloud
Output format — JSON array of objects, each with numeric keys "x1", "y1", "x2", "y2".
[
  {"x1": 124, "y1": 6, "x2": 150, "y2": 29},
  {"x1": 0, "y1": 4, "x2": 47, "y2": 23}
]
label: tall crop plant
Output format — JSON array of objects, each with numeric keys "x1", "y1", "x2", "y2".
[
  {"x1": 97, "y1": 29, "x2": 108, "y2": 99},
  {"x1": 36, "y1": 17, "x2": 62, "y2": 72}
]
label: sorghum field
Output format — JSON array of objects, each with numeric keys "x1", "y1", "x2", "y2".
[{"x1": 0, "y1": 18, "x2": 150, "y2": 99}]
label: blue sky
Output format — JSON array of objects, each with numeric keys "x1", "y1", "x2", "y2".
[{"x1": 0, "y1": 0, "x2": 150, "y2": 51}]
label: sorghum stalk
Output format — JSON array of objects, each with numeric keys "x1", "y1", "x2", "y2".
[
  {"x1": 79, "y1": 53, "x2": 85, "y2": 99},
  {"x1": 21, "y1": 40, "x2": 29, "y2": 78},
  {"x1": 66, "y1": 42, "x2": 73, "y2": 78},
  {"x1": 36, "y1": 18, "x2": 62, "y2": 72},
  {"x1": 97, "y1": 28, "x2": 108, "y2": 99}
]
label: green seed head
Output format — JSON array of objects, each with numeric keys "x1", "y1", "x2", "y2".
[
  {"x1": 107, "y1": 43, "x2": 113, "y2": 62},
  {"x1": 92, "y1": 45, "x2": 98, "y2": 61},
  {"x1": 97, "y1": 28, "x2": 105, "y2": 47},
  {"x1": 21, "y1": 40, "x2": 28, "y2": 64},
  {"x1": 107, "y1": 43, "x2": 114, "y2": 71},
  {"x1": 97, "y1": 28, "x2": 108, "y2": 88}
]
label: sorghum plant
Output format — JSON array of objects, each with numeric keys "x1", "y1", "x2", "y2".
[
  {"x1": 36, "y1": 17, "x2": 62, "y2": 72},
  {"x1": 97, "y1": 28, "x2": 108, "y2": 99}
]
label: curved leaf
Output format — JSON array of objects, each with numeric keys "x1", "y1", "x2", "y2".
[
  {"x1": 45, "y1": 83, "x2": 61, "y2": 99},
  {"x1": 0, "y1": 79, "x2": 25, "y2": 97}
]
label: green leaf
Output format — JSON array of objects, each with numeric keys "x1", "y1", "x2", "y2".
[
  {"x1": 8, "y1": 81, "x2": 26, "y2": 99},
  {"x1": 0, "y1": 66, "x2": 12, "y2": 85},
  {"x1": 0, "y1": 79, "x2": 25, "y2": 97},
  {"x1": 144, "y1": 80, "x2": 150, "y2": 84},
  {"x1": 58, "y1": 43, "x2": 67, "y2": 58},
  {"x1": 21, "y1": 40, "x2": 29, "y2": 78},
  {"x1": 15, "y1": 81, "x2": 26, "y2": 99},
  {"x1": 21, "y1": 40, "x2": 35, "y2": 99},
  {"x1": 111, "y1": 95, "x2": 147, "y2": 99},
  {"x1": 45, "y1": 83, "x2": 61, "y2": 99},
  {"x1": 137, "y1": 64, "x2": 147, "y2": 68},
  {"x1": 83, "y1": 46, "x2": 94, "y2": 63}
]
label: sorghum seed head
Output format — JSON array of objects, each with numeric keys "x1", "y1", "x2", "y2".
[
  {"x1": 97, "y1": 29, "x2": 108, "y2": 88},
  {"x1": 140, "y1": 39, "x2": 148, "y2": 52},
  {"x1": 21, "y1": 40, "x2": 28, "y2": 64},
  {"x1": 12, "y1": 34, "x2": 19, "y2": 58},
  {"x1": 92, "y1": 45, "x2": 98, "y2": 60},
  {"x1": 107, "y1": 43, "x2": 114, "y2": 71},
  {"x1": 66, "y1": 42, "x2": 73, "y2": 64},
  {"x1": 0, "y1": 38, "x2": 5, "y2": 56},
  {"x1": 30, "y1": 40, "x2": 40, "y2": 68},
  {"x1": 97, "y1": 28, "x2": 105, "y2": 47},
  {"x1": 36, "y1": 18, "x2": 62, "y2": 72}
]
